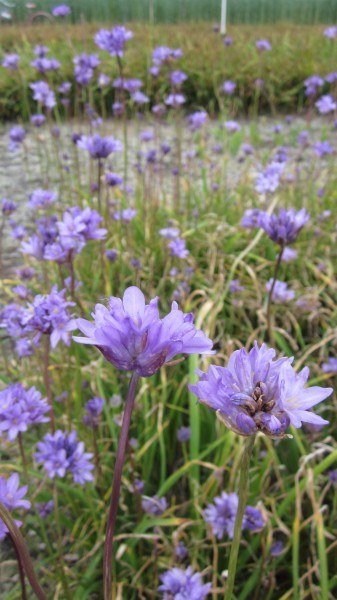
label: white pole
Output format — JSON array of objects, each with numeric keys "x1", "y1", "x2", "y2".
[{"x1": 220, "y1": 0, "x2": 227, "y2": 35}]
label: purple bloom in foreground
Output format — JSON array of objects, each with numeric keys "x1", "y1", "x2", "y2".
[
  {"x1": 0, "y1": 383, "x2": 49, "y2": 441},
  {"x1": 77, "y1": 134, "x2": 122, "y2": 159},
  {"x1": 35, "y1": 430, "x2": 94, "y2": 484},
  {"x1": 204, "y1": 491, "x2": 264, "y2": 539},
  {"x1": 158, "y1": 566, "x2": 211, "y2": 599},
  {"x1": 259, "y1": 208, "x2": 309, "y2": 246},
  {"x1": 189, "y1": 342, "x2": 332, "y2": 437},
  {"x1": 0, "y1": 474, "x2": 30, "y2": 540},
  {"x1": 141, "y1": 495, "x2": 168, "y2": 516},
  {"x1": 74, "y1": 286, "x2": 214, "y2": 377}
]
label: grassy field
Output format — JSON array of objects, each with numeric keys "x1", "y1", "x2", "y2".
[
  {"x1": 6, "y1": 0, "x2": 337, "y2": 24},
  {"x1": 1, "y1": 22, "x2": 337, "y2": 120}
]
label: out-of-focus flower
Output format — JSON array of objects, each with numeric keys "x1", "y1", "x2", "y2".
[
  {"x1": 0, "y1": 383, "x2": 49, "y2": 441},
  {"x1": 23, "y1": 286, "x2": 76, "y2": 348},
  {"x1": 165, "y1": 93, "x2": 186, "y2": 107},
  {"x1": 265, "y1": 279, "x2": 295, "y2": 303},
  {"x1": 189, "y1": 342, "x2": 332, "y2": 437},
  {"x1": 240, "y1": 208, "x2": 262, "y2": 229},
  {"x1": 224, "y1": 120, "x2": 241, "y2": 133},
  {"x1": 158, "y1": 566, "x2": 211, "y2": 599},
  {"x1": 313, "y1": 141, "x2": 333, "y2": 157},
  {"x1": 35, "y1": 430, "x2": 94, "y2": 484},
  {"x1": 141, "y1": 495, "x2": 168, "y2": 516},
  {"x1": 0, "y1": 474, "x2": 30, "y2": 540},
  {"x1": 255, "y1": 162, "x2": 284, "y2": 194},
  {"x1": 255, "y1": 39, "x2": 271, "y2": 51},
  {"x1": 324, "y1": 26, "x2": 337, "y2": 39},
  {"x1": 30, "y1": 114, "x2": 46, "y2": 127},
  {"x1": 52, "y1": 4, "x2": 71, "y2": 16},
  {"x1": 204, "y1": 491, "x2": 264, "y2": 538},
  {"x1": 304, "y1": 75, "x2": 324, "y2": 97},
  {"x1": 77, "y1": 134, "x2": 122, "y2": 159},
  {"x1": 94, "y1": 26, "x2": 133, "y2": 56},
  {"x1": 83, "y1": 397, "x2": 104, "y2": 427},
  {"x1": 315, "y1": 94, "x2": 336, "y2": 114},
  {"x1": 73, "y1": 53, "x2": 100, "y2": 86},
  {"x1": 2, "y1": 53, "x2": 20, "y2": 70},
  {"x1": 36, "y1": 500, "x2": 54, "y2": 518},
  {"x1": 322, "y1": 357, "x2": 337, "y2": 374},
  {"x1": 188, "y1": 111, "x2": 207, "y2": 131},
  {"x1": 30, "y1": 81, "x2": 56, "y2": 109},
  {"x1": 177, "y1": 426, "x2": 191, "y2": 442},
  {"x1": 170, "y1": 70, "x2": 187, "y2": 86},
  {"x1": 2, "y1": 199, "x2": 17, "y2": 215},
  {"x1": 28, "y1": 189, "x2": 57, "y2": 209},
  {"x1": 74, "y1": 286, "x2": 214, "y2": 377},
  {"x1": 222, "y1": 80, "x2": 236, "y2": 95},
  {"x1": 168, "y1": 237, "x2": 189, "y2": 259}
]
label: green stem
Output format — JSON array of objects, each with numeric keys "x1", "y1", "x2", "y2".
[
  {"x1": 224, "y1": 435, "x2": 256, "y2": 600},
  {"x1": 53, "y1": 484, "x2": 72, "y2": 600},
  {"x1": 266, "y1": 245, "x2": 284, "y2": 346}
]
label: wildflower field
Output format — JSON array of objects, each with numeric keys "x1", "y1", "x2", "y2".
[{"x1": 1, "y1": 10, "x2": 337, "y2": 600}]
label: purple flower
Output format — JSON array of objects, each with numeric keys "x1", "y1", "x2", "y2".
[
  {"x1": 0, "y1": 383, "x2": 49, "y2": 441},
  {"x1": 74, "y1": 286, "x2": 214, "y2": 377},
  {"x1": 28, "y1": 189, "x2": 57, "y2": 209},
  {"x1": 31, "y1": 57, "x2": 60, "y2": 74},
  {"x1": 170, "y1": 70, "x2": 187, "y2": 86},
  {"x1": 131, "y1": 91, "x2": 149, "y2": 105},
  {"x1": 0, "y1": 474, "x2": 30, "y2": 540},
  {"x1": 223, "y1": 36, "x2": 233, "y2": 46},
  {"x1": 141, "y1": 495, "x2": 168, "y2": 516},
  {"x1": 224, "y1": 120, "x2": 241, "y2": 133},
  {"x1": 106, "y1": 172, "x2": 123, "y2": 187},
  {"x1": 94, "y1": 26, "x2": 133, "y2": 56},
  {"x1": 204, "y1": 491, "x2": 264, "y2": 539},
  {"x1": 52, "y1": 4, "x2": 71, "y2": 16},
  {"x1": 324, "y1": 26, "x2": 337, "y2": 39},
  {"x1": 9, "y1": 126, "x2": 26, "y2": 144},
  {"x1": 58, "y1": 81, "x2": 71, "y2": 95},
  {"x1": 255, "y1": 39, "x2": 271, "y2": 51},
  {"x1": 265, "y1": 279, "x2": 295, "y2": 303},
  {"x1": 2, "y1": 53, "x2": 20, "y2": 70},
  {"x1": 159, "y1": 227, "x2": 180, "y2": 239},
  {"x1": 322, "y1": 357, "x2": 337, "y2": 374},
  {"x1": 73, "y1": 53, "x2": 100, "y2": 86},
  {"x1": 297, "y1": 130, "x2": 309, "y2": 146},
  {"x1": 113, "y1": 208, "x2": 137, "y2": 222},
  {"x1": 259, "y1": 208, "x2": 309, "y2": 245},
  {"x1": 189, "y1": 342, "x2": 332, "y2": 437},
  {"x1": 168, "y1": 237, "x2": 189, "y2": 259},
  {"x1": 158, "y1": 566, "x2": 211, "y2": 599},
  {"x1": 282, "y1": 247, "x2": 297, "y2": 262},
  {"x1": 175, "y1": 541, "x2": 188, "y2": 560},
  {"x1": 2, "y1": 199, "x2": 17, "y2": 215},
  {"x1": 77, "y1": 134, "x2": 122, "y2": 159},
  {"x1": 222, "y1": 80, "x2": 236, "y2": 95},
  {"x1": 35, "y1": 430, "x2": 94, "y2": 484},
  {"x1": 152, "y1": 46, "x2": 183, "y2": 66},
  {"x1": 30, "y1": 114, "x2": 46, "y2": 127},
  {"x1": 188, "y1": 111, "x2": 207, "y2": 131},
  {"x1": 24, "y1": 286, "x2": 76, "y2": 348},
  {"x1": 304, "y1": 75, "x2": 324, "y2": 97},
  {"x1": 30, "y1": 81, "x2": 56, "y2": 109},
  {"x1": 83, "y1": 397, "x2": 104, "y2": 427},
  {"x1": 270, "y1": 540, "x2": 285, "y2": 556},
  {"x1": 36, "y1": 500, "x2": 54, "y2": 518},
  {"x1": 255, "y1": 162, "x2": 284, "y2": 194},
  {"x1": 105, "y1": 249, "x2": 119, "y2": 262},
  {"x1": 34, "y1": 45, "x2": 49, "y2": 57},
  {"x1": 326, "y1": 71, "x2": 337, "y2": 84},
  {"x1": 165, "y1": 93, "x2": 186, "y2": 107},
  {"x1": 313, "y1": 141, "x2": 333, "y2": 157},
  {"x1": 229, "y1": 279, "x2": 244, "y2": 294},
  {"x1": 177, "y1": 426, "x2": 191, "y2": 442},
  {"x1": 240, "y1": 208, "x2": 262, "y2": 229},
  {"x1": 315, "y1": 95, "x2": 336, "y2": 114}
]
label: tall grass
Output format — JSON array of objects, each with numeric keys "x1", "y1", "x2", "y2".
[{"x1": 6, "y1": 0, "x2": 337, "y2": 24}]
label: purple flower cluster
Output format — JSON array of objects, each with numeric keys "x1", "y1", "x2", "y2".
[
  {"x1": 2, "y1": 53, "x2": 20, "y2": 70},
  {"x1": 190, "y1": 342, "x2": 332, "y2": 437},
  {"x1": 255, "y1": 162, "x2": 284, "y2": 194},
  {"x1": 141, "y1": 495, "x2": 168, "y2": 516},
  {"x1": 265, "y1": 279, "x2": 295, "y2": 303},
  {"x1": 304, "y1": 75, "x2": 324, "y2": 97},
  {"x1": 74, "y1": 286, "x2": 214, "y2": 377},
  {"x1": 204, "y1": 491, "x2": 265, "y2": 539},
  {"x1": 158, "y1": 566, "x2": 211, "y2": 599},
  {"x1": 23, "y1": 286, "x2": 76, "y2": 348},
  {"x1": 35, "y1": 430, "x2": 94, "y2": 484},
  {"x1": 315, "y1": 95, "x2": 336, "y2": 115},
  {"x1": 73, "y1": 53, "x2": 100, "y2": 86},
  {"x1": 83, "y1": 397, "x2": 104, "y2": 427},
  {"x1": 0, "y1": 474, "x2": 30, "y2": 540},
  {"x1": 188, "y1": 111, "x2": 208, "y2": 131},
  {"x1": 30, "y1": 81, "x2": 56, "y2": 109},
  {"x1": 77, "y1": 134, "x2": 122, "y2": 159},
  {"x1": 0, "y1": 383, "x2": 49, "y2": 441},
  {"x1": 94, "y1": 26, "x2": 133, "y2": 57},
  {"x1": 31, "y1": 56, "x2": 60, "y2": 74},
  {"x1": 259, "y1": 208, "x2": 309, "y2": 245},
  {"x1": 28, "y1": 189, "x2": 57, "y2": 209},
  {"x1": 52, "y1": 4, "x2": 71, "y2": 17}
]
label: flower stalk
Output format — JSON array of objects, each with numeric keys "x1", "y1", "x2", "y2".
[
  {"x1": 266, "y1": 244, "x2": 284, "y2": 345},
  {"x1": 103, "y1": 372, "x2": 140, "y2": 600},
  {"x1": 224, "y1": 435, "x2": 256, "y2": 600}
]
